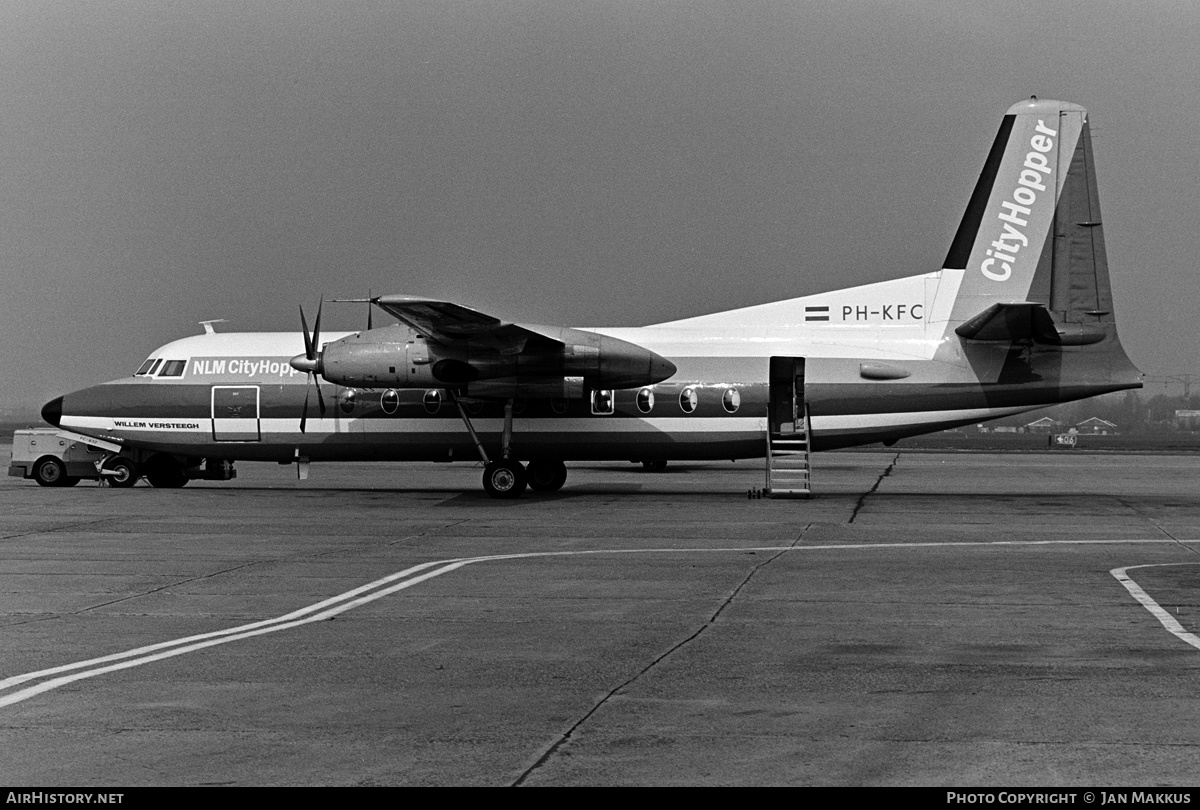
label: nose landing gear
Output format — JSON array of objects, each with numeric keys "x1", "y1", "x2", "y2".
[{"x1": 101, "y1": 457, "x2": 139, "y2": 488}]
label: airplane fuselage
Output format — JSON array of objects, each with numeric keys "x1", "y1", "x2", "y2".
[
  {"x1": 36, "y1": 99, "x2": 1145, "y2": 495},
  {"x1": 48, "y1": 270, "x2": 1139, "y2": 466}
]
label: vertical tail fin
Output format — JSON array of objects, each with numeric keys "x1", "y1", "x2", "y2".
[{"x1": 944, "y1": 99, "x2": 1114, "y2": 329}]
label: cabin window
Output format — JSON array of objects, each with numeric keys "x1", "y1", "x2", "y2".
[
  {"x1": 512, "y1": 399, "x2": 527, "y2": 415},
  {"x1": 339, "y1": 389, "x2": 357, "y2": 414},
  {"x1": 679, "y1": 387, "x2": 698, "y2": 414},
  {"x1": 381, "y1": 389, "x2": 400, "y2": 415},
  {"x1": 722, "y1": 388, "x2": 741, "y2": 413},
  {"x1": 423, "y1": 389, "x2": 442, "y2": 414},
  {"x1": 135, "y1": 358, "x2": 157, "y2": 376},
  {"x1": 550, "y1": 398, "x2": 568, "y2": 415},
  {"x1": 636, "y1": 388, "x2": 654, "y2": 414},
  {"x1": 591, "y1": 390, "x2": 614, "y2": 415},
  {"x1": 158, "y1": 360, "x2": 186, "y2": 377}
]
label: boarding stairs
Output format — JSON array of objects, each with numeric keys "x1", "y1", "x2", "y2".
[{"x1": 764, "y1": 404, "x2": 812, "y2": 498}]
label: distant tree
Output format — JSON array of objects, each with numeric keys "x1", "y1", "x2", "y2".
[{"x1": 1146, "y1": 394, "x2": 1180, "y2": 427}]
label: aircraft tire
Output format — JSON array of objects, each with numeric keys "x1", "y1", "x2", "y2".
[
  {"x1": 104, "y1": 457, "x2": 140, "y2": 488},
  {"x1": 33, "y1": 456, "x2": 69, "y2": 487},
  {"x1": 641, "y1": 459, "x2": 668, "y2": 472},
  {"x1": 144, "y1": 455, "x2": 188, "y2": 488},
  {"x1": 527, "y1": 460, "x2": 567, "y2": 492},
  {"x1": 482, "y1": 460, "x2": 527, "y2": 499}
]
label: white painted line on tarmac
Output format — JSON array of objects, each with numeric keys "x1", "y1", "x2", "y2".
[
  {"x1": 0, "y1": 538, "x2": 1183, "y2": 709},
  {"x1": 0, "y1": 559, "x2": 462, "y2": 705},
  {"x1": 1110, "y1": 563, "x2": 1200, "y2": 652}
]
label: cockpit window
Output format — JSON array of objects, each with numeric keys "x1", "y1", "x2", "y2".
[
  {"x1": 158, "y1": 360, "x2": 186, "y2": 377},
  {"x1": 135, "y1": 359, "x2": 157, "y2": 376}
]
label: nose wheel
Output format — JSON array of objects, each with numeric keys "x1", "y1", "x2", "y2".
[{"x1": 102, "y1": 457, "x2": 139, "y2": 488}]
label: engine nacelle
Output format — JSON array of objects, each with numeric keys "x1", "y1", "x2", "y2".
[
  {"x1": 315, "y1": 326, "x2": 443, "y2": 388},
  {"x1": 297, "y1": 323, "x2": 677, "y2": 391}
]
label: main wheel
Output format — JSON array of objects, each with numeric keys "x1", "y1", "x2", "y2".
[
  {"x1": 144, "y1": 455, "x2": 188, "y2": 488},
  {"x1": 33, "y1": 456, "x2": 68, "y2": 487},
  {"x1": 527, "y1": 460, "x2": 567, "y2": 492},
  {"x1": 642, "y1": 459, "x2": 668, "y2": 472},
  {"x1": 482, "y1": 460, "x2": 527, "y2": 499},
  {"x1": 104, "y1": 457, "x2": 140, "y2": 488}
]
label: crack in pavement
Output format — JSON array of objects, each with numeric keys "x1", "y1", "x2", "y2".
[
  {"x1": 6, "y1": 518, "x2": 477, "y2": 628},
  {"x1": 510, "y1": 524, "x2": 811, "y2": 787},
  {"x1": 1114, "y1": 498, "x2": 1200, "y2": 556},
  {"x1": 77, "y1": 562, "x2": 264, "y2": 613},
  {"x1": 849, "y1": 453, "x2": 899, "y2": 523},
  {"x1": 0, "y1": 517, "x2": 128, "y2": 542},
  {"x1": 78, "y1": 517, "x2": 480, "y2": 611}
]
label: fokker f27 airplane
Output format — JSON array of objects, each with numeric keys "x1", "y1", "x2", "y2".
[{"x1": 36, "y1": 98, "x2": 1141, "y2": 497}]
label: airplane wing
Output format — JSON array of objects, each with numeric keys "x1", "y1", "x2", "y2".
[
  {"x1": 318, "y1": 294, "x2": 676, "y2": 389},
  {"x1": 373, "y1": 296, "x2": 565, "y2": 355}
]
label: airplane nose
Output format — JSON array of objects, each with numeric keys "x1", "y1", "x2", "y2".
[{"x1": 41, "y1": 396, "x2": 63, "y2": 427}]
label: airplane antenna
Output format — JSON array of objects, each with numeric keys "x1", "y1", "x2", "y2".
[
  {"x1": 329, "y1": 292, "x2": 381, "y2": 330},
  {"x1": 199, "y1": 319, "x2": 227, "y2": 335}
]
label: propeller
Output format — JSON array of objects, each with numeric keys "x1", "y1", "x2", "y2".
[{"x1": 294, "y1": 299, "x2": 326, "y2": 433}]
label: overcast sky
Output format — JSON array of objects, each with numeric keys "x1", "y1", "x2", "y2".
[{"x1": 2, "y1": 1, "x2": 1198, "y2": 413}]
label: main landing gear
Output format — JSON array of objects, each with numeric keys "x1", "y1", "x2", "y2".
[
  {"x1": 527, "y1": 459, "x2": 568, "y2": 492},
  {"x1": 482, "y1": 459, "x2": 526, "y2": 499},
  {"x1": 451, "y1": 393, "x2": 567, "y2": 499}
]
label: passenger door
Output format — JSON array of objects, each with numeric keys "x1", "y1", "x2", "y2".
[
  {"x1": 211, "y1": 385, "x2": 261, "y2": 442},
  {"x1": 768, "y1": 357, "x2": 806, "y2": 434}
]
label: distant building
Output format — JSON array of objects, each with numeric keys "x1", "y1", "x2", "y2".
[
  {"x1": 1175, "y1": 410, "x2": 1200, "y2": 431},
  {"x1": 1075, "y1": 417, "x2": 1117, "y2": 435},
  {"x1": 1024, "y1": 417, "x2": 1062, "y2": 433}
]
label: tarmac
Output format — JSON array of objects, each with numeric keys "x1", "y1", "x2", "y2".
[{"x1": 2, "y1": 447, "x2": 1198, "y2": 786}]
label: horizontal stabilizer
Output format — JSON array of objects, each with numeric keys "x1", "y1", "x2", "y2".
[{"x1": 954, "y1": 302, "x2": 1060, "y2": 343}]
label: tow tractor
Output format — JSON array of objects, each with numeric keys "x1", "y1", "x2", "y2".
[{"x1": 8, "y1": 427, "x2": 235, "y2": 488}]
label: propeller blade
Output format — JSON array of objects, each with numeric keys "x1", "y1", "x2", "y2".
[
  {"x1": 300, "y1": 380, "x2": 310, "y2": 434},
  {"x1": 300, "y1": 305, "x2": 313, "y2": 360},
  {"x1": 311, "y1": 298, "x2": 323, "y2": 359},
  {"x1": 315, "y1": 372, "x2": 326, "y2": 415},
  {"x1": 367, "y1": 288, "x2": 373, "y2": 331}
]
